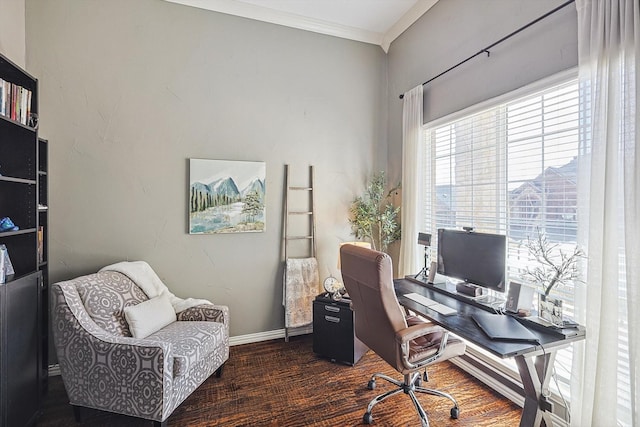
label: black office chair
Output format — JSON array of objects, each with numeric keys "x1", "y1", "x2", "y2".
[{"x1": 340, "y1": 244, "x2": 466, "y2": 427}]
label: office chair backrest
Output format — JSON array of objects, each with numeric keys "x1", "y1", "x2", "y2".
[{"x1": 340, "y1": 244, "x2": 408, "y2": 368}]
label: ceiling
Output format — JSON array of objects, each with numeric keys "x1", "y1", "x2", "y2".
[{"x1": 163, "y1": 0, "x2": 439, "y2": 52}]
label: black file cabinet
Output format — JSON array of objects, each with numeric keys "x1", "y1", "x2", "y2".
[{"x1": 313, "y1": 294, "x2": 368, "y2": 365}]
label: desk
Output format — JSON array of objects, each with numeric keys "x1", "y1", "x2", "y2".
[{"x1": 395, "y1": 278, "x2": 585, "y2": 427}]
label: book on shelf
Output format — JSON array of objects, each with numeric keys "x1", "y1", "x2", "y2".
[
  {"x1": 0, "y1": 78, "x2": 32, "y2": 126},
  {"x1": 0, "y1": 79, "x2": 4, "y2": 116},
  {"x1": 37, "y1": 226, "x2": 44, "y2": 264},
  {"x1": 0, "y1": 79, "x2": 6, "y2": 116}
]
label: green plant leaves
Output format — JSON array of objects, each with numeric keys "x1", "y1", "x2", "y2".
[{"x1": 348, "y1": 172, "x2": 401, "y2": 252}]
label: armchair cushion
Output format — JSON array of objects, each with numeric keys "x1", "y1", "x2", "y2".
[
  {"x1": 75, "y1": 271, "x2": 148, "y2": 336},
  {"x1": 145, "y1": 320, "x2": 227, "y2": 377},
  {"x1": 124, "y1": 295, "x2": 176, "y2": 338},
  {"x1": 177, "y1": 304, "x2": 226, "y2": 323}
]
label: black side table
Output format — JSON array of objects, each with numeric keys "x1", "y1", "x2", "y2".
[{"x1": 312, "y1": 293, "x2": 368, "y2": 365}]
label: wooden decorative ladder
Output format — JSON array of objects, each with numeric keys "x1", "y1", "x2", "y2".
[{"x1": 282, "y1": 165, "x2": 317, "y2": 342}]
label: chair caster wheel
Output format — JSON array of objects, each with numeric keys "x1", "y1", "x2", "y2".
[
  {"x1": 414, "y1": 377, "x2": 422, "y2": 387},
  {"x1": 367, "y1": 379, "x2": 376, "y2": 390},
  {"x1": 450, "y1": 406, "x2": 460, "y2": 419},
  {"x1": 363, "y1": 412, "x2": 374, "y2": 424}
]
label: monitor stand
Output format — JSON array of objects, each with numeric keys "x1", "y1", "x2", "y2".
[
  {"x1": 406, "y1": 276, "x2": 506, "y2": 310},
  {"x1": 452, "y1": 280, "x2": 506, "y2": 307}
]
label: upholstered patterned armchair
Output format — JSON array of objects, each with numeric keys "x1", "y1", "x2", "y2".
[{"x1": 51, "y1": 270, "x2": 229, "y2": 427}]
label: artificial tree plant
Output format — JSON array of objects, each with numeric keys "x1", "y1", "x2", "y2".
[
  {"x1": 348, "y1": 172, "x2": 401, "y2": 252},
  {"x1": 521, "y1": 228, "x2": 585, "y2": 296}
]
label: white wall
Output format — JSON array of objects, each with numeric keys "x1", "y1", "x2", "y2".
[
  {"x1": 0, "y1": 0, "x2": 25, "y2": 66},
  {"x1": 25, "y1": 0, "x2": 387, "y2": 337},
  {"x1": 386, "y1": 0, "x2": 578, "y2": 185}
]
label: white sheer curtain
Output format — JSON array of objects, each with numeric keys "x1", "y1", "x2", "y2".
[
  {"x1": 398, "y1": 85, "x2": 424, "y2": 277},
  {"x1": 572, "y1": 0, "x2": 639, "y2": 426}
]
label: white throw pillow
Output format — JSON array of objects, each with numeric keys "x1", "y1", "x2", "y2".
[{"x1": 124, "y1": 294, "x2": 176, "y2": 338}]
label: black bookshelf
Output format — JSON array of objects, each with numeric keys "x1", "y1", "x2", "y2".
[
  {"x1": 0, "y1": 52, "x2": 46, "y2": 427},
  {"x1": 37, "y1": 137, "x2": 49, "y2": 399}
]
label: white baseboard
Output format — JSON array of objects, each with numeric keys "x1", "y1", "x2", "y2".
[
  {"x1": 229, "y1": 325, "x2": 313, "y2": 346},
  {"x1": 48, "y1": 326, "x2": 313, "y2": 377}
]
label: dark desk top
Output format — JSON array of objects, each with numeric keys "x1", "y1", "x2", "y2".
[{"x1": 394, "y1": 278, "x2": 585, "y2": 359}]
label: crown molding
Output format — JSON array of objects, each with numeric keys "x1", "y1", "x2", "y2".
[
  {"x1": 381, "y1": 0, "x2": 439, "y2": 52},
  {"x1": 163, "y1": 0, "x2": 439, "y2": 50},
  {"x1": 164, "y1": 0, "x2": 384, "y2": 46}
]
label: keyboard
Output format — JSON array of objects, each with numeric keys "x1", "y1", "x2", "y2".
[{"x1": 403, "y1": 293, "x2": 457, "y2": 316}]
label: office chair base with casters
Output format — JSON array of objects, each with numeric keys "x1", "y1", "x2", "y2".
[{"x1": 362, "y1": 371, "x2": 459, "y2": 427}]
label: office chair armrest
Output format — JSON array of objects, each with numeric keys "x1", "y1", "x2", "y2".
[
  {"x1": 395, "y1": 323, "x2": 444, "y2": 344},
  {"x1": 396, "y1": 323, "x2": 450, "y2": 370}
]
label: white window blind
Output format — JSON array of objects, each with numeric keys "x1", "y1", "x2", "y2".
[{"x1": 422, "y1": 77, "x2": 580, "y2": 402}]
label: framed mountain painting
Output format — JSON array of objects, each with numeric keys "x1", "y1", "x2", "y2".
[{"x1": 189, "y1": 159, "x2": 266, "y2": 234}]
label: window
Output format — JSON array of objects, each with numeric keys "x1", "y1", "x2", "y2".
[{"x1": 421, "y1": 73, "x2": 579, "y2": 404}]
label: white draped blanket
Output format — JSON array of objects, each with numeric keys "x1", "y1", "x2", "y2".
[{"x1": 100, "y1": 261, "x2": 211, "y2": 313}]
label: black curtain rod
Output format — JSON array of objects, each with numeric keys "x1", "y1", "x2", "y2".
[{"x1": 399, "y1": 0, "x2": 575, "y2": 99}]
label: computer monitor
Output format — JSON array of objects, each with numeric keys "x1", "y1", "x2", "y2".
[{"x1": 436, "y1": 228, "x2": 506, "y2": 293}]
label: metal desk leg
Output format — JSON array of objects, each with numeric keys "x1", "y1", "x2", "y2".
[{"x1": 515, "y1": 350, "x2": 557, "y2": 427}]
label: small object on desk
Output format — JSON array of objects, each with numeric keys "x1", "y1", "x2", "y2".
[
  {"x1": 403, "y1": 293, "x2": 457, "y2": 316},
  {"x1": 561, "y1": 318, "x2": 579, "y2": 328},
  {"x1": 520, "y1": 315, "x2": 582, "y2": 338},
  {"x1": 427, "y1": 261, "x2": 438, "y2": 283},
  {"x1": 323, "y1": 275, "x2": 343, "y2": 300},
  {"x1": 472, "y1": 312, "x2": 539, "y2": 342},
  {"x1": 403, "y1": 292, "x2": 437, "y2": 306},
  {"x1": 414, "y1": 232, "x2": 432, "y2": 280},
  {"x1": 456, "y1": 281, "x2": 483, "y2": 297},
  {"x1": 504, "y1": 281, "x2": 535, "y2": 314}
]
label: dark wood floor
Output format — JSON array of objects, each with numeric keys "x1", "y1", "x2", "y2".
[{"x1": 36, "y1": 335, "x2": 522, "y2": 426}]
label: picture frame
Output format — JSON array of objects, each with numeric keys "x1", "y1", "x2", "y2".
[{"x1": 189, "y1": 159, "x2": 266, "y2": 234}]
